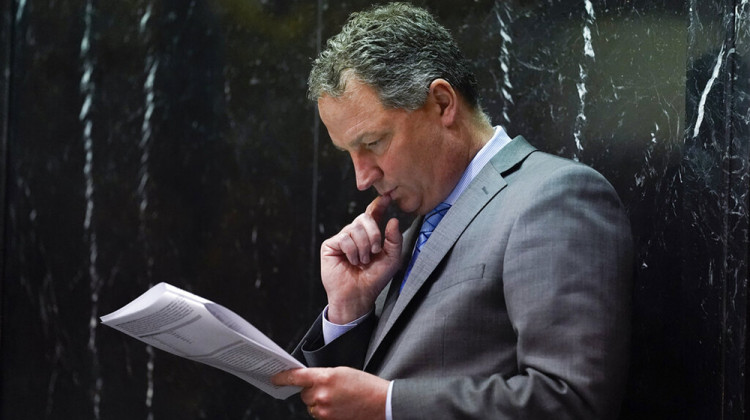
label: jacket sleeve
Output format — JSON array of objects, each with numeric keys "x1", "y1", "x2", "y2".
[{"x1": 291, "y1": 310, "x2": 378, "y2": 369}]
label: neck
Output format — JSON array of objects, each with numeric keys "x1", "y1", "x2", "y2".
[
  {"x1": 426, "y1": 107, "x2": 494, "y2": 214},
  {"x1": 435, "y1": 112, "x2": 494, "y2": 194},
  {"x1": 460, "y1": 112, "x2": 495, "y2": 165}
]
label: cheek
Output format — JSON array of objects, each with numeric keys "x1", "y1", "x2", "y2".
[
  {"x1": 381, "y1": 136, "x2": 430, "y2": 188},
  {"x1": 383, "y1": 156, "x2": 414, "y2": 184}
]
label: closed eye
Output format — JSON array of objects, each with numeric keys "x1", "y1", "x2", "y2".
[{"x1": 365, "y1": 140, "x2": 381, "y2": 149}]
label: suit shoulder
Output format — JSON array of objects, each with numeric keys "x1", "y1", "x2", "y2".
[{"x1": 514, "y1": 150, "x2": 610, "y2": 184}]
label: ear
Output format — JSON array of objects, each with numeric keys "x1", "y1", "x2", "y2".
[{"x1": 428, "y1": 78, "x2": 458, "y2": 127}]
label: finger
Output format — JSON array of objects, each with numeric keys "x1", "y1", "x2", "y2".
[
  {"x1": 365, "y1": 194, "x2": 392, "y2": 223},
  {"x1": 382, "y1": 217, "x2": 402, "y2": 256},
  {"x1": 348, "y1": 216, "x2": 384, "y2": 260},
  {"x1": 337, "y1": 231, "x2": 361, "y2": 265},
  {"x1": 347, "y1": 224, "x2": 373, "y2": 265},
  {"x1": 325, "y1": 196, "x2": 391, "y2": 265},
  {"x1": 300, "y1": 387, "x2": 316, "y2": 406},
  {"x1": 363, "y1": 196, "x2": 392, "y2": 254},
  {"x1": 270, "y1": 368, "x2": 314, "y2": 388}
]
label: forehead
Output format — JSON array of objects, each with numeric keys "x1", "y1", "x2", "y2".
[{"x1": 317, "y1": 81, "x2": 395, "y2": 149}]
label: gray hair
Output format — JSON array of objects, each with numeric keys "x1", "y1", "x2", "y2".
[{"x1": 308, "y1": 2, "x2": 482, "y2": 112}]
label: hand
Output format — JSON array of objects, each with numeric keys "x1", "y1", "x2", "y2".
[
  {"x1": 321, "y1": 195, "x2": 402, "y2": 323},
  {"x1": 272, "y1": 367, "x2": 388, "y2": 420}
]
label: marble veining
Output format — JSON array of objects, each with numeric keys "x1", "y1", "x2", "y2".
[
  {"x1": 138, "y1": 4, "x2": 157, "y2": 419},
  {"x1": 573, "y1": 1, "x2": 597, "y2": 159},
  {"x1": 79, "y1": 0, "x2": 102, "y2": 418},
  {"x1": 15, "y1": 0, "x2": 25, "y2": 22},
  {"x1": 693, "y1": 43, "x2": 726, "y2": 139},
  {"x1": 493, "y1": 3, "x2": 514, "y2": 125},
  {"x1": 583, "y1": 0, "x2": 596, "y2": 58}
]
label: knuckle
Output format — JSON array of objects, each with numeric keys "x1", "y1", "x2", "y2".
[
  {"x1": 354, "y1": 214, "x2": 373, "y2": 227},
  {"x1": 319, "y1": 368, "x2": 333, "y2": 383},
  {"x1": 338, "y1": 235, "x2": 353, "y2": 251},
  {"x1": 350, "y1": 222, "x2": 366, "y2": 236},
  {"x1": 317, "y1": 389, "x2": 332, "y2": 405}
]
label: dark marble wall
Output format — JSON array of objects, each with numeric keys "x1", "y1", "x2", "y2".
[{"x1": 0, "y1": 0, "x2": 747, "y2": 419}]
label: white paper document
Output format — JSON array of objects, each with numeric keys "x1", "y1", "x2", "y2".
[{"x1": 100, "y1": 282, "x2": 304, "y2": 399}]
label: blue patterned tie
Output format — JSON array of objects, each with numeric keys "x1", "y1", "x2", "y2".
[{"x1": 400, "y1": 202, "x2": 451, "y2": 292}]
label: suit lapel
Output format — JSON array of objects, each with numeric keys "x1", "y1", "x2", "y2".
[{"x1": 364, "y1": 136, "x2": 537, "y2": 368}]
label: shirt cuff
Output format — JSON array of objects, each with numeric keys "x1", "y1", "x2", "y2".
[
  {"x1": 385, "y1": 380, "x2": 394, "y2": 420},
  {"x1": 321, "y1": 305, "x2": 369, "y2": 344}
]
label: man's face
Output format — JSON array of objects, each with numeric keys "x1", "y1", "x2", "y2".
[{"x1": 318, "y1": 79, "x2": 461, "y2": 216}]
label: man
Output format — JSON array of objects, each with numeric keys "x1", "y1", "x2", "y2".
[{"x1": 272, "y1": 3, "x2": 633, "y2": 419}]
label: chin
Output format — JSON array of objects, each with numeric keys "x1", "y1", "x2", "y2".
[
  {"x1": 390, "y1": 197, "x2": 410, "y2": 213},
  {"x1": 396, "y1": 199, "x2": 423, "y2": 215}
]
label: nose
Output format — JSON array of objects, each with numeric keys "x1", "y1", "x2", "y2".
[{"x1": 351, "y1": 152, "x2": 382, "y2": 191}]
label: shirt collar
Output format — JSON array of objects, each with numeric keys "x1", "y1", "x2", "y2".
[{"x1": 442, "y1": 125, "x2": 512, "y2": 205}]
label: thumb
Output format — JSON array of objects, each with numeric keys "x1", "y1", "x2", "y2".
[{"x1": 382, "y1": 218, "x2": 402, "y2": 257}]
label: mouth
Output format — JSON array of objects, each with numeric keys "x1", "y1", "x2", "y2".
[{"x1": 380, "y1": 187, "x2": 397, "y2": 199}]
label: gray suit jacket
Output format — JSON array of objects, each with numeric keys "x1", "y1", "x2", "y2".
[{"x1": 294, "y1": 136, "x2": 633, "y2": 419}]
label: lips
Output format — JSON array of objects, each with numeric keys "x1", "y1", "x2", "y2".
[{"x1": 380, "y1": 187, "x2": 397, "y2": 199}]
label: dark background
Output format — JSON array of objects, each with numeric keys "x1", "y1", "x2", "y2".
[{"x1": 1, "y1": 0, "x2": 747, "y2": 419}]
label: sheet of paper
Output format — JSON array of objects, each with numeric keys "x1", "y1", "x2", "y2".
[{"x1": 101, "y1": 282, "x2": 304, "y2": 399}]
